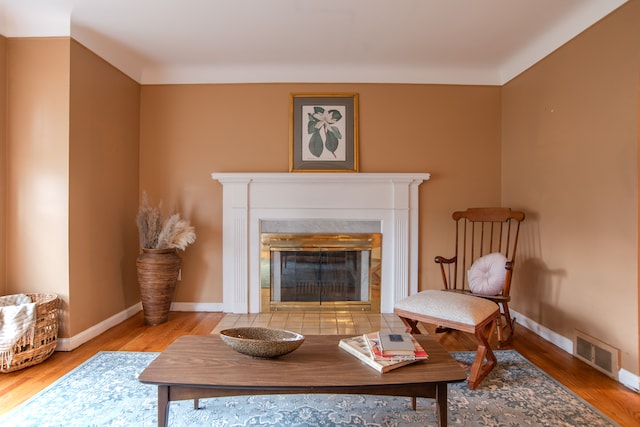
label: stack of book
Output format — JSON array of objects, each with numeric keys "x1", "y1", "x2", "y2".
[{"x1": 338, "y1": 331, "x2": 429, "y2": 373}]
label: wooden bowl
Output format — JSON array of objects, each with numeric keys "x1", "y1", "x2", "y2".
[{"x1": 219, "y1": 327, "x2": 305, "y2": 358}]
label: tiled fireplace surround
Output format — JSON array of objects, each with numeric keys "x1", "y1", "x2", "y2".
[{"x1": 212, "y1": 172, "x2": 430, "y2": 314}]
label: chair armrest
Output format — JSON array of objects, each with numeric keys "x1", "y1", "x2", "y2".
[{"x1": 434, "y1": 255, "x2": 455, "y2": 264}]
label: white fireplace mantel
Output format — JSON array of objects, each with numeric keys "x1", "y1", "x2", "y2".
[{"x1": 211, "y1": 172, "x2": 430, "y2": 313}]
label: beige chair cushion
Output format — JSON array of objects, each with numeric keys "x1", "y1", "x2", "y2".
[{"x1": 395, "y1": 290, "x2": 499, "y2": 327}]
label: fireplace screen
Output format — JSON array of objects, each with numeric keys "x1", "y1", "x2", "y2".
[{"x1": 260, "y1": 233, "x2": 381, "y2": 312}]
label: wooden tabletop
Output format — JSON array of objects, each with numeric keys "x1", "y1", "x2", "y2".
[{"x1": 139, "y1": 334, "x2": 467, "y2": 389}]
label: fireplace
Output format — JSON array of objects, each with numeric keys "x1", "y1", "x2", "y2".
[
  {"x1": 211, "y1": 172, "x2": 430, "y2": 313},
  {"x1": 260, "y1": 231, "x2": 382, "y2": 312}
]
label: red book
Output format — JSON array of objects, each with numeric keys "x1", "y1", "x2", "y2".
[{"x1": 364, "y1": 332, "x2": 429, "y2": 361}]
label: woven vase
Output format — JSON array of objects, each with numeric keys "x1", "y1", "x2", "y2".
[{"x1": 136, "y1": 247, "x2": 181, "y2": 325}]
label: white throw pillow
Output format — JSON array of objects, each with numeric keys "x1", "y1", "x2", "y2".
[{"x1": 467, "y1": 252, "x2": 507, "y2": 296}]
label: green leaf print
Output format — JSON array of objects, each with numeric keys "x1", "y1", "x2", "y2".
[
  {"x1": 325, "y1": 129, "x2": 339, "y2": 156},
  {"x1": 309, "y1": 131, "x2": 324, "y2": 157}
]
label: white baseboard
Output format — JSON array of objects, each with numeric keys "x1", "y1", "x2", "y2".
[
  {"x1": 171, "y1": 302, "x2": 224, "y2": 312},
  {"x1": 619, "y1": 368, "x2": 640, "y2": 392},
  {"x1": 511, "y1": 309, "x2": 573, "y2": 353},
  {"x1": 55, "y1": 301, "x2": 223, "y2": 351},
  {"x1": 56, "y1": 302, "x2": 142, "y2": 351},
  {"x1": 511, "y1": 309, "x2": 640, "y2": 392}
]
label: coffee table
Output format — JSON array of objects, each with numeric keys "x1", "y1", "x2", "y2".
[{"x1": 139, "y1": 334, "x2": 467, "y2": 427}]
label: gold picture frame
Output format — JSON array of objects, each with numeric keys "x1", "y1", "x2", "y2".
[{"x1": 289, "y1": 93, "x2": 359, "y2": 172}]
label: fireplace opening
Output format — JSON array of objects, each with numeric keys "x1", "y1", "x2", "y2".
[{"x1": 260, "y1": 233, "x2": 381, "y2": 312}]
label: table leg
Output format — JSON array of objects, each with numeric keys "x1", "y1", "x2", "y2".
[
  {"x1": 435, "y1": 383, "x2": 448, "y2": 427},
  {"x1": 158, "y1": 385, "x2": 169, "y2": 427}
]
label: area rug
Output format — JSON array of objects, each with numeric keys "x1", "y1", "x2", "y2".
[{"x1": 0, "y1": 350, "x2": 617, "y2": 427}]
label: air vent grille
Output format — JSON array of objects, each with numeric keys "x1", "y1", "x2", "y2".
[{"x1": 574, "y1": 330, "x2": 619, "y2": 379}]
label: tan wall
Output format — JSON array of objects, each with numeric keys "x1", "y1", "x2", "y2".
[
  {"x1": 502, "y1": 0, "x2": 640, "y2": 374},
  {"x1": 68, "y1": 40, "x2": 140, "y2": 335},
  {"x1": 4, "y1": 38, "x2": 140, "y2": 338},
  {"x1": 140, "y1": 84, "x2": 502, "y2": 303},
  {"x1": 0, "y1": 35, "x2": 6, "y2": 294},
  {"x1": 6, "y1": 38, "x2": 71, "y2": 334}
]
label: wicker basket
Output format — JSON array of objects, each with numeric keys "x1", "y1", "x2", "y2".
[{"x1": 0, "y1": 293, "x2": 59, "y2": 373}]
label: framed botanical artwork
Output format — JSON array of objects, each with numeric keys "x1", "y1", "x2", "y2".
[{"x1": 289, "y1": 93, "x2": 359, "y2": 172}]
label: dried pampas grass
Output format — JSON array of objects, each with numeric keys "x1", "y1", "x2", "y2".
[
  {"x1": 156, "y1": 213, "x2": 197, "y2": 250},
  {"x1": 136, "y1": 192, "x2": 162, "y2": 249},
  {"x1": 136, "y1": 192, "x2": 196, "y2": 250}
]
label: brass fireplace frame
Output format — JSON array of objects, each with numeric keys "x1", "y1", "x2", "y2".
[{"x1": 260, "y1": 233, "x2": 381, "y2": 312}]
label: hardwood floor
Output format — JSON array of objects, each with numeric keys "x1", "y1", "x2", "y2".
[{"x1": 1, "y1": 311, "x2": 639, "y2": 426}]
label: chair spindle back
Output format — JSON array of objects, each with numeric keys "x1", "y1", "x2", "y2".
[{"x1": 444, "y1": 207, "x2": 524, "y2": 294}]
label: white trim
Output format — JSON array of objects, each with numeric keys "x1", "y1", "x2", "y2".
[
  {"x1": 170, "y1": 302, "x2": 223, "y2": 312},
  {"x1": 55, "y1": 302, "x2": 142, "y2": 351},
  {"x1": 511, "y1": 309, "x2": 573, "y2": 354},
  {"x1": 141, "y1": 64, "x2": 503, "y2": 86},
  {"x1": 512, "y1": 309, "x2": 640, "y2": 392},
  {"x1": 618, "y1": 368, "x2": 640, "y2": 392}
]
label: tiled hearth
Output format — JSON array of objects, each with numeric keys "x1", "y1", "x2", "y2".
[{"x1": 211, "y1": 312, "x2": 420, "y2": 335}]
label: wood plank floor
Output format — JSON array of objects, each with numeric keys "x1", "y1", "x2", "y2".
[{"x1": 1, "y1": 311, "x2": 639, "y2": 426}]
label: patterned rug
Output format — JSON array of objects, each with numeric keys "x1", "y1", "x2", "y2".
[{"x1": 0, "y1": 350, "x2": 617, "y2": 427}]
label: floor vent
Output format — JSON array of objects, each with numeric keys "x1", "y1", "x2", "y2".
[{"x1": 574, "y1": 330, "x2": 619, "y2": 379}]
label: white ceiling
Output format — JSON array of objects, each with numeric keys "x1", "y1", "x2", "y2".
[{"x1": 0, "y1": 0, "x2": 628, "y2": 85}]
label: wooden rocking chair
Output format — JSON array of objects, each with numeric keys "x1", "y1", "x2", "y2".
[
  {"x1": 435, "y1": 207, "x2": 525, "y2": 345},
  {"x1": 394, "y1": 207, "x2": 524, "y2": 389}
]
